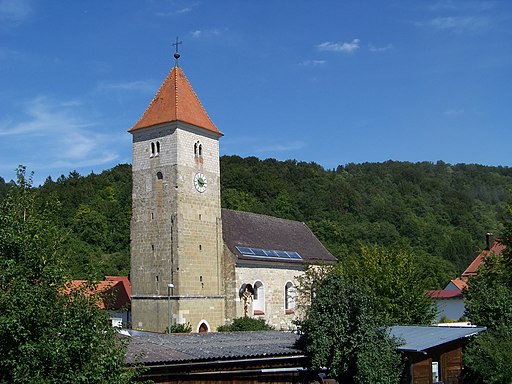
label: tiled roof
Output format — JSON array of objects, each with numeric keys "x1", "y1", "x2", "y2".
[
  {"x1": 221, "y1": 209, "x2": 337, "y2": 265},
  {"x1": 66, "y1": 277, "x2": 130, "y2": 310},
  {"x1": 125, "y1": 330, "x2": 302, "y2": 364},
  {"x1": 390, "y1": 325, "x2": 486, "y2": 353},
  {"x1": 448, "y1": 278, "x2": 467, "y2": 291},
  {"x1": 426, "y1": 289, "x2": 463, "y2": 300},
  {"x1": 129, "y1": 66, "x2": 222, "y2": 135},
  {"x1": 462, "y1": 241, "x2": 505, "y2": 277}
]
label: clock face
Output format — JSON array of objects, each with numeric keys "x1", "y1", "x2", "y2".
[{"x1": 194, "y1": 172, "x2": 207, "y2": 193}]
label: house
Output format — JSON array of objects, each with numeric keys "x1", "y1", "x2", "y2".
[
  {"x1": 391, "y1": 325, "x2": 486, "y2": 384},
  {"x1": 128, "y1": 51, "x2": 336, "y2": 333},
  {"x1": 428, "y1": 237, "x2": 505, "y2": 322},
  {"x1": 68, "y1": 276, "x2": 131, "y2": 326}
]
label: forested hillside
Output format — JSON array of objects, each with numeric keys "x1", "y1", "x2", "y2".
[{"x1": 1, "y1": 158, "x2": 510, "y2": 289}]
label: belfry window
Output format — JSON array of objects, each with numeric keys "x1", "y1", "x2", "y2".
[
  {"x1": 156, "y1": 141, "x2": 160, "y2": 156},
  {"x1": 150, "y1": 142, "x2": 155, "y2": 157},
  {"x1": 194, "y1": 141, "x2": 203, "y2": 158}
]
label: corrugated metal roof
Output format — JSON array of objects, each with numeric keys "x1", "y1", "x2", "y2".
[
  {"x1": 390, "y1": 325, "x2": 486, "y2": 353},
  {"x1": 125, "y1": 330, "x2": 302, "y2": 364}
]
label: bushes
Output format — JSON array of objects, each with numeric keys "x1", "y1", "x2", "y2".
[{"x1": 217, "y1": 317, "x2": 274, "y2": 332}]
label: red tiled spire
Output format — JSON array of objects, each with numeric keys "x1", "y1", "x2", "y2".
[{"x1": 129, "y1": 66, "x2": 222, "y2": 135}]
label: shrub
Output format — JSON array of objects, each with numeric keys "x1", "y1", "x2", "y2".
[{"x1": 217, "y1": 317, "x2": 274, "y2": 332}]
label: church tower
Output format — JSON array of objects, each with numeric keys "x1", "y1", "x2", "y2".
[{"x1": 129, "y1": 54, "x2": 224, "y2": 332}]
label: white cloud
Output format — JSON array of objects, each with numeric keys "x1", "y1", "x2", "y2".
[
  {"x1": 317, "y1": 39, "x2": 360, "y2": 53},
  {"x1": 369, "y1": 44, "x2": 393, "y2": 52},
  {"x1": 0, "y1": 97, "x2": 127, "y2": 183},
  {"x1": 257, "y1": 141, "x2": 304, "y2": 153},
  {"x1": 416, "y1": 16, "x2": 490, "y2": 33},
  {"x1": 191, "y1": 28, "x2": 222, "y2": 39},
  {"x1": 299, "y1": 60, "x2": 327, "y2": 67},
  {"x1": 155, "y1": 7, "x2": 192, "y2": 17},
  {"x1": 96, "y1": 80, "x2": 155, "y2": 93},
  {"x1": 428, "y1": 1, "x2": 496, "y2": 12},
  {"x1": 0, "y1": 0, "x2": 32, "y2": 23}
]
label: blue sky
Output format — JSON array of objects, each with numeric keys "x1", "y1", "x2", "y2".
[{"x1": 1, "y1": 1, "x2": 511, "y2": 185}]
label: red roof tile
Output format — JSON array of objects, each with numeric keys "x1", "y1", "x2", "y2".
[
  {"x1": 449, "y1": 278, "x2": 467, "y2": 291},
  {"x1": 462, "y1": 241, "x2": 505, "y2": 277},
  {"x1": 129, "y1": 66, "x2": 222, "y2": 135},
  {"x1": 427, "y1": 290, "x2": 463, "y2": 299},
  {"x1": 66, "y1": 277, "x2": 131, "y2": 310}
]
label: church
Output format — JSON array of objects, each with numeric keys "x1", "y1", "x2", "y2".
[{"x1": 129, "y1": 51, "x2": 336, "y2": 333}]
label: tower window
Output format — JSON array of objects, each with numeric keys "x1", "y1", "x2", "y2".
[
  {"x1": 156, "y1": 141, "x2": 160, "y2": 156},
  {"x1": 156, "y1": 172, "x2": 163, "y2": 180},
  {"x1": 150, "y1": 142, "x2": 155, "y2": 157},
  {"x1": 194, "y1": 141, "x2": 203, "y2": 157}
]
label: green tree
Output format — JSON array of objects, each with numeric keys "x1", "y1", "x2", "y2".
[
  {"x1": 296, "y1": 273, "x2": 402, "y2": 384},
  {"x1": 217, "y1": 317, "x2": 274, "y2": 332},
  {"x1": 343, "y1": 244, "x2": 436, "y2": 325},
  {"x1": 0, "y1": 167, "x2": 139, "y2": 384}
]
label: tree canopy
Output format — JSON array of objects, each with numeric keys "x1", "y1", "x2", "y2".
[
  {"x1": 341, "y1": 244, "x2": 436, "y2": 325},
  {"x1": 297, "y1": 273, "x2": 403, "y2": 384},
  {"x1": 1, "y1": 158, "x2": 510, "y2": 287},
  {"x1": 0, "y1": 167, "x2": 138, "y2": 383}
]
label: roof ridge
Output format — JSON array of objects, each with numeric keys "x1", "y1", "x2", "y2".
[
  {"x1": 131, "y1": 68, "x2": 173, "y2": 130},
  {"x1": 222, "y1": 208, "x2": 305, "y2": 225}
]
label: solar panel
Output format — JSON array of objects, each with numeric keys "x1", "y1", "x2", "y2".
[{"x1": 235, "y1": 246, "x2": 302, "y2": 261}]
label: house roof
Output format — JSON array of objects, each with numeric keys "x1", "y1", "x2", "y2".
[
  {"x1": 426, "y1": 289, "x2": 463, "y2": 300},
  {"x1": 129, "y1": 65, "x2": 222, "y2": 136},
  {"x1": 390, "y1": 325, "x2": 486, "y2": 353},
  {"x1": 67, "y1": 277, "x2": 131, "y2": 310},
  {"x1": 462, "y1": 241, "x2": 505, "y2": 277},
  {"x1": 125, "y1": 330, "x2": 303, "y2": 365},
  {"x1": 221, "y1": 209, "x2": 337, "y2": 265},
  {"x1": 448, "y1": 278, "x2": 467, "y2": 291}
]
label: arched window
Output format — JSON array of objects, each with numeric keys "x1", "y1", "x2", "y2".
[
  {"x1": 253, "y1": 281, "x2": 265, "y2": 315},
  {"x1": 197, "y1": 320, "x2": 210, "y2": 333},
  {"x1": 156, "y1": 171, "x2": 163, "y2": 180},
  {"x1": 285, "y1": 281, "x2": 296, "y2": 314},
  {"x1": 194, "y1": 141, "x2": 203, "y2": 158},
  {"x1": 156, "y1": 141, "x2": 160, "y2": 156},
  {"x1": 150, "y1": 142, "x2": 155, "y2": 157}
]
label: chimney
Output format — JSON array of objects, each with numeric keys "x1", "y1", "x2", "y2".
[{"x1": 485, "y1": 232, "x2": 494, "y2": 250}]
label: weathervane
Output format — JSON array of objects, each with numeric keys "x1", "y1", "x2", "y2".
[{"x1": 172, "y1": 36, "x2": 182, "y2": 66}]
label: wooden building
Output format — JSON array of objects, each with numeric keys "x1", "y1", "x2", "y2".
[{"x1": 390, "y1": 325, "x2": 486, "y2": 384}]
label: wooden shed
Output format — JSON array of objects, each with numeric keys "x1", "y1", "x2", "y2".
[{"x1": 390, "y1": 325, "x2": 486, "y2": 384}]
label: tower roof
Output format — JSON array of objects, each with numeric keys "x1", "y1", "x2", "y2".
[{"x1": 129, "y1": 65, "x2": 222, "y2": 135}]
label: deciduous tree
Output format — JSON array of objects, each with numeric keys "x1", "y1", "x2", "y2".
[{"x1": 0, "y1": 167, "x2": 139, "y2": 384}]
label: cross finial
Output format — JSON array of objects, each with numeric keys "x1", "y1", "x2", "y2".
[{"x1": 172, "y1": 36, "x2": 182, "y2": 66}]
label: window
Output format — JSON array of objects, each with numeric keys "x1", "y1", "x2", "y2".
[
  {"x1": 156, "y1": 171, "x2": 163, "y2": 180},
  {"x1": 150, "y1": 142, "x2": 155, "y2": 157},
  {"x1": 253, "y1": 281, "x2": 265, "y2": 315},
  {"x1": 285, "y1": 281, "x2": 296, "y2": 314},
  {"x1": 156, "y1": 141, "x2": 160, "y2": 155},
  {"x1": 194, "y1": 141, "x2": 203, "y2": 158}
]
